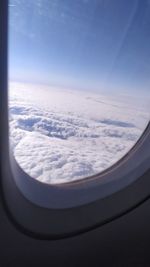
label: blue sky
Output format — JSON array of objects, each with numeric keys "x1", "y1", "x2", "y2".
[{"x1": 9, "y1": 0, "x2": 150, "y2": 94}]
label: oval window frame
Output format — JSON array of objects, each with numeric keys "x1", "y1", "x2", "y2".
[{"x1": 1, "y1": 0, "x2": 150, "y2": 239}]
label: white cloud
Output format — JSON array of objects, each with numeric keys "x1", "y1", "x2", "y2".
[{"x1": 9, "y1": 82, "x2": 150, "y2": 184}]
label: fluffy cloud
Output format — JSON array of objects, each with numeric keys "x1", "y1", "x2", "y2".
[{"x1": 9, "y1": 83, "x2": 149, "y2": 184}]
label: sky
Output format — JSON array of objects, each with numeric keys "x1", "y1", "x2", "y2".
[{"x1": 8, "y1": 0, "x2": 150, "y2": 95}]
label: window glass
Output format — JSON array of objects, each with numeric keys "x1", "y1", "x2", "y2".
[{"x1": 9, "y1": 0, "x2": 150, "y2": 184}]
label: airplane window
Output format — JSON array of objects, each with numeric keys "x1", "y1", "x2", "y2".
[{"x1": 8, "y1": 0, "x2": 150, "y2": 185}]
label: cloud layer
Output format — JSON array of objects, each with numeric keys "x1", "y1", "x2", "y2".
[{"x1": 9, "y1": 83, "x2": 149, "y2": 184}]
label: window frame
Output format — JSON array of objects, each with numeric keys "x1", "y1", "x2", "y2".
[{"x1": 1, "y1": 0, "x2": 150, "y2": 239}]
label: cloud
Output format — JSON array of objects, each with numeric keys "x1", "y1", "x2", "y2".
[{"x1": 9, "y1": 83, "x2": 149, "y2": 184}]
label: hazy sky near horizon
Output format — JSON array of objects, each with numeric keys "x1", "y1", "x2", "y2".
[{"x1": 9, "y1": 0, "x2": 150, "y2": 94}]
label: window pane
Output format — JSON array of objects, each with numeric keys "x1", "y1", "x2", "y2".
[{"x1": 9, "y1": 0, "x2": 150, "y2": 184}]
